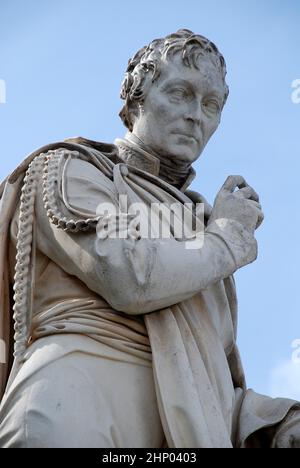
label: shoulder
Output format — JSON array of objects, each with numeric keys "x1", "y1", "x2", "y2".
[
  {"x1": 8, "y1": 137, "x2": 120, "y2": 183},
  {"x1": 35, "y1": 138, "x2": 120, "y2": 232}
]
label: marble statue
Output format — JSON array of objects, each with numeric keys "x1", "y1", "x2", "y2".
[{"x1": 0, "y1": 29, "x2": 299, "y2": 448}]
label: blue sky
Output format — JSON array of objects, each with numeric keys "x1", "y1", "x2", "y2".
[{"x1": 0, "y1": 0, "x2": 299, "y2": 399}]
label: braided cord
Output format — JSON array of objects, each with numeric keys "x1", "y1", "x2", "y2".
[
  {"x1": 43, "y1": 149, "x2": 100, "y2": 232},
  {"x1": 12, "y1": 147, "x2": 107, "y2": 362},
  {"x1": 13, "y1": 154, "x2": 44, "y2": 362}
]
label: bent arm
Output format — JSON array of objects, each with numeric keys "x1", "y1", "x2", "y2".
[
  {"x1": 36, "y1": 152, "x2": 257, "y2": 314},
  {"x1": 92, "y1": 219, "x2": 256, "y2": 313}
]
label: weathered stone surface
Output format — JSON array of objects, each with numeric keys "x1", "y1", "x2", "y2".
[{"x1": 0, "y1": 29, "x2": 299, "y2": 448}]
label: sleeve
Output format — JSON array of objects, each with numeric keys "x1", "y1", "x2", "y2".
[{"x1": 36, "y1": 148, "x2": 258, "y2": 315}]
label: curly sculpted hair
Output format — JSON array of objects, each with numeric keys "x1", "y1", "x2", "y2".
[{"x1": 119, "y1": 29, "x2": 229, "y2": 131}]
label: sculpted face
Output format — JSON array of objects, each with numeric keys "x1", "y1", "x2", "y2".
[{"x1": 131, "y1": 54, "x2": 226, "y2": 163}]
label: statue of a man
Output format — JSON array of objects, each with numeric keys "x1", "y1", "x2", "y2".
[{"x1": 0, "y1": 29, "x2": 299, "y2": 448}]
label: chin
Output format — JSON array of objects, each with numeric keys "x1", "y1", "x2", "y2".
[{"x1": 169, "y1": 146, "x2": 200, "y2": 164}]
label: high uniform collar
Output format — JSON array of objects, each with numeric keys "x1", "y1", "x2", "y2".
[{"x1": 114, "y1": 135, "x2": 196, "y2": 192}]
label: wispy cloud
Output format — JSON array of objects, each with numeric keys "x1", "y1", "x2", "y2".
[{"x1": 269, "y1": 360, "x2": 300, "y2": 401}]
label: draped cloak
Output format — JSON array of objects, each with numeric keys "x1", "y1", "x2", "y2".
[{"x1": 0, "y1": 137, "x2": 298, "y2": 448}]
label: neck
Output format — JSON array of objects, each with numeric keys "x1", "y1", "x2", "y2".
[{"x1": 119, "y1": 132, "x2": 194, "y2": 190}]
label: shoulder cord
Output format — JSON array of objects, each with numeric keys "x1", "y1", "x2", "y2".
[
  {"x1": 13, "y1": 153, "x2": 44, "y2": 363},
  {"x1": 43, "y1": 149, "x2": 100, "y2": 233},
  {"x1": 13, "y1": 148, "x2": 104, "y2": 363}
]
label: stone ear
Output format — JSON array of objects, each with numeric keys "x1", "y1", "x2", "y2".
[{"x1": 128, "y1": 101, "x2": 142, "y2": 130}]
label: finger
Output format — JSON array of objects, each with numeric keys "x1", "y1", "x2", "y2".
[
  {"x1": 249, "y1": 200, "x2": 262, "y2": 210},
  {"x1": 244, "y1": 205, "x2": 264, "y2": 230},
  {"x1": 221, "y1": 175, "x2": 248, "y2": 193},
  {"x1": 235, "y1": 186, "x2": 260, "y2": 202},
  {"x1": 254, "y1": 207, "x2": 264, "y2": 229}
]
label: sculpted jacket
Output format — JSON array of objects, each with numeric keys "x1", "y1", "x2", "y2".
[{"x1": 0, "y1": 137, "x2": 298, "y2": 447}]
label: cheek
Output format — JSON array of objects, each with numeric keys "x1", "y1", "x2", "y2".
[
  {"x1": 203, "y1": 118, "x2": 220, "y2": 142},
  {"x1": 148, "y1": 97, "x2": 181, "y2": 126}
]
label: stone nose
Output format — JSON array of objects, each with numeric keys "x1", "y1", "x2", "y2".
[{"x1": 184, "y1": 100, "x2": 202, "y2": 125}]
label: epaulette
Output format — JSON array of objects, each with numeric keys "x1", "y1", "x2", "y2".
[{"x1": 41, "y1": 144, "x2": 117, "y2": 233}]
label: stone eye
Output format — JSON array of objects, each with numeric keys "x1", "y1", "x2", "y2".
[
  {"x1": 169, "y1": 88, "x2": 188, "y2": 101},
  {"x1": 202, "y1": 99, "x2": 220, "y2": 115}
]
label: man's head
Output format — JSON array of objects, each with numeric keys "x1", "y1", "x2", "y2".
[{"x1": 119, "y1": 29, "x2": 229, "y2": 164}]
